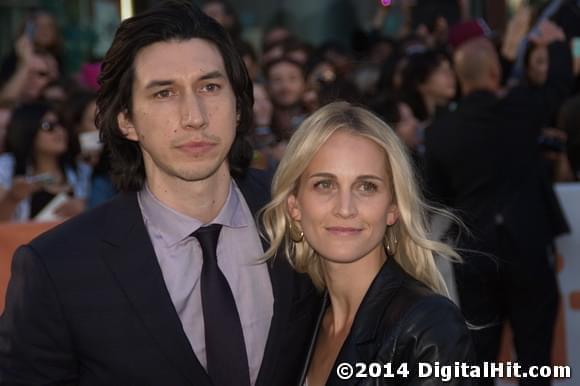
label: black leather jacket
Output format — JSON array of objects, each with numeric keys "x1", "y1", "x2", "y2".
[{"x1": 299, "y1": 257, "x2": 476, "y2": 385}]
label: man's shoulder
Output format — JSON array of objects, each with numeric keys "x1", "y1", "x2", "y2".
[
  {"x1": 234, "y1": 168, "x2": 273, "y2": 216},
  {"x1": 30, "y1": 192, "x2": 138, "y2": 253}
]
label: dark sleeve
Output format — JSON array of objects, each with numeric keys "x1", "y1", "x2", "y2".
[
  {"x1": 0, "y1": 245, "x2": 78, "y2": 385},
  {"x1": 499, "y1": 53, "x2": 514, "y2": 86},
  {"x1": 394, "y1": 296, "x2": 476, "y2": 386},
  {"x1": 423, "y1": 125, "x2": 452, "y2": 207}
]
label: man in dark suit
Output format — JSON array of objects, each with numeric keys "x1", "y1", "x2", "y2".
[
  {"x1": 0, "y1": 2, "x2": 320, "y2": 385},
  {"x1": 424, "y1": 21, "x2": 571, "y2": 386}
]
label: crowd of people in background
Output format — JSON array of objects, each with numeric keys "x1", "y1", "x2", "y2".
[
  {"x1": 0, "y1": 0, "x2": 579, "y2": 224},
  {"x1": 0, "y1": 0, "x2": 579, "y2": 383}
]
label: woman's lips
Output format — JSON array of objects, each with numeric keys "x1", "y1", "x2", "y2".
[{"x1": 325, "y1": 226, "x2": 363, "y2": 236}]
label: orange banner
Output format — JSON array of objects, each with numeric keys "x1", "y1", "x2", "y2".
[{"x1": 0, "y1": 222, "x2": 60, "y2": 313}]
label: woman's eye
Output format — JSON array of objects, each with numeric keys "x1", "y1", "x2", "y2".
[
  {"x1": 358, "y1": 181, "x2": 378, "y2": 193},
  {"x1": 314, "y1": 180, "x2": 334, "y2": 190}
]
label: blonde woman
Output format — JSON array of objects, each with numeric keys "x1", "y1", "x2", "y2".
[{"x1": 261, "y1": 102, "x2": 474, "y2": 385}]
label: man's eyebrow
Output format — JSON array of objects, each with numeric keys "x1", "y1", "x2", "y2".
[
  {"x1": 144, "y1": 79, "x2": 174, "y2": 89},
  {"x1": 199, "y1": 70, "x2": 226, "y2": 81},
  {"x1": 143, "y1": 70, "x2": 226, "y2": 90}
]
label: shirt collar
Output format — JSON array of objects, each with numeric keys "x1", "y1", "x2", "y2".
[{"x1": 138, "y1": 180, "x2": 248, "y2": 247}]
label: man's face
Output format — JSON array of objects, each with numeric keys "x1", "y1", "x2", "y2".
[
  {"x1": 118, "y1": 38, "x2": 237, "y2": 186},
  {"x1": 24, "y1": 54, "x2": 54, "y2": 101}
]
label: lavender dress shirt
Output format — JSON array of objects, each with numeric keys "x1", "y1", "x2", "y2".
[{"x1": 138, "y1": 182, "x2": 273, "y2": 385}]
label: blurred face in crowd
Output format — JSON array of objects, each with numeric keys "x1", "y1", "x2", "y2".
[
  {"x1": 202, "y1": 1, "x2": 231, "y2": 29},
  {"x1": 34, "y1": 13, "x2": 59, "y2": 48},
  {"x1": 527, "y1": 45, "x2": 549, "y2": 86},
  {"x1": 24, "y1": 54, "x2": 56, "y2": 101},
  {"x1": 117, "y1": 38, "x2": 237, "y2": 186},
  {"x1": 253, "y1": 84, "x2": 273, "y2": 127},
  {"x1": 287, "y1": 131, "x2": 399, "y2": 265},
  {"x1": 264, "y1": 26, "x2": 290, "y2": 48},
  {"x1": 419, "y1": 59, "x2": 456, "y2": 104},
  {"x1": 394, "y1": 103, "x2": 420, "y2": 149},
  {"x1": 267, "y1": 60, "x2": 305, "y2": 108},
  {"x1": 34, "y1": 111, "x2": 67, "y2": 157}
]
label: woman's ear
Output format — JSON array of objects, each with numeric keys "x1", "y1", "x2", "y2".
[
  {"x1": 287, "y1": 194, "x2": 302, "y2": 221},
  {"x1": 117, "y1": 110, "x2": 138, "y2": 141},
  {"x1": 386, "y1": 204, "x2": 400, "y2": 226}
]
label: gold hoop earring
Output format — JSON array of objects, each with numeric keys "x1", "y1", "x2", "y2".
[
  {"x1": 289, "y1": 222, "x2": 304, "y2": 243},
  {"x1": 386, "y1": 232, "x2": 398, "y2": 256}
]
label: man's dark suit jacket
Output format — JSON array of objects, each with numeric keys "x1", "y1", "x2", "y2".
[
  {"x1": 0, "y1": 170, "x2": 322, "y2": 385},
  {"x1": 425, "y1": 41, "x2": 571, "y2": 259}
]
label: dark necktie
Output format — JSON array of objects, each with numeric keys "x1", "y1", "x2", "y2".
[{"x1": 192, "y1": 224, "x2": 251, "y2": 386}]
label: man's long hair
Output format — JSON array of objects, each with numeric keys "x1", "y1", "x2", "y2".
[{"x1": 96, "y1": 0, "x2": 254, "y2": 191}]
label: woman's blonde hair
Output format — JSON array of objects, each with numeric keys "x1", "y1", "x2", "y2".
[{"x1": 260, "y1": 101, "x2": 459, "y2": 295}]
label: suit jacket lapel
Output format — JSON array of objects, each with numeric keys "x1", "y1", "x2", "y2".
[{"x1": 99, "y1": 193, "x2": 211, "y2": 386}]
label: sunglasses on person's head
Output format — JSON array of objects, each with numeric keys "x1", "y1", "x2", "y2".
[{"x1": 40, "y1": 120, "x2": 61, "y2": 132}]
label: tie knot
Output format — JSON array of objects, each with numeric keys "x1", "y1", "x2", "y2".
[{"x1": 192, "y1": 224, "x2": 222, "y2": 260}]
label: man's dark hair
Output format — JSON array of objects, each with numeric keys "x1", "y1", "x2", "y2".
[{"x1": 96, "y1": 0, "x2": 254, "y2": 191}]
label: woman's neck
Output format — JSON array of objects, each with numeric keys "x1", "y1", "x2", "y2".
[
  {"x1": 34, "y1": 153, "x2": 61, "y2": 174},
  {"x1": 322, "y1": 248, "x2": 387, "y2": 334}
]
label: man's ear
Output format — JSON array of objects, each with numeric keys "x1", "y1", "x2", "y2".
[{"x1": 117, "y1": 110, "x2": 138, "y2": 141}]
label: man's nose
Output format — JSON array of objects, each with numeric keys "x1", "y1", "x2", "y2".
[{"x1": 180, "y1": 93, "x2": 208, "y2": 129}]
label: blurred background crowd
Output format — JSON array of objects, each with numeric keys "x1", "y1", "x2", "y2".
[{"x1": 0, "y1": 0, "x2": 578, "y2": 224}]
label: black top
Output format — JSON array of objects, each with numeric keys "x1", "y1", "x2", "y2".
[{"x1": 300, "y1": 257, "x2": 475, "y2": 386}]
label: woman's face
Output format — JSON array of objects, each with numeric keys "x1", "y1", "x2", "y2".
[
  {"x1": 527, "y1": 45, "x2": 549, "y2": 86},
  {"x1": 34, "y1": 111, "x2": 67, "y2": 156},
  {"x1": 252, "y1": 84, "x2": 273, "y2": 127},
  {"x1": 34, "y1": 13, "x2": 58, "y2": 48},
  {"x1": 419, "y1": 59, "x2": 456, "y2": 104},
  {"x1": 287, "y1": 131, "x2": 399, "y2": 265}
]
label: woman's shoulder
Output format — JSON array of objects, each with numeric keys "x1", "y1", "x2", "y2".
[
  {"x1": 388, "y1": 287, "x2": 474, "y2": 365},
  {"x1": 370, "y1": 264, "x2": 474, "y2": 365},
  {"x1": 390, "y1": 270, "x2": 469, "y2": 341}
]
